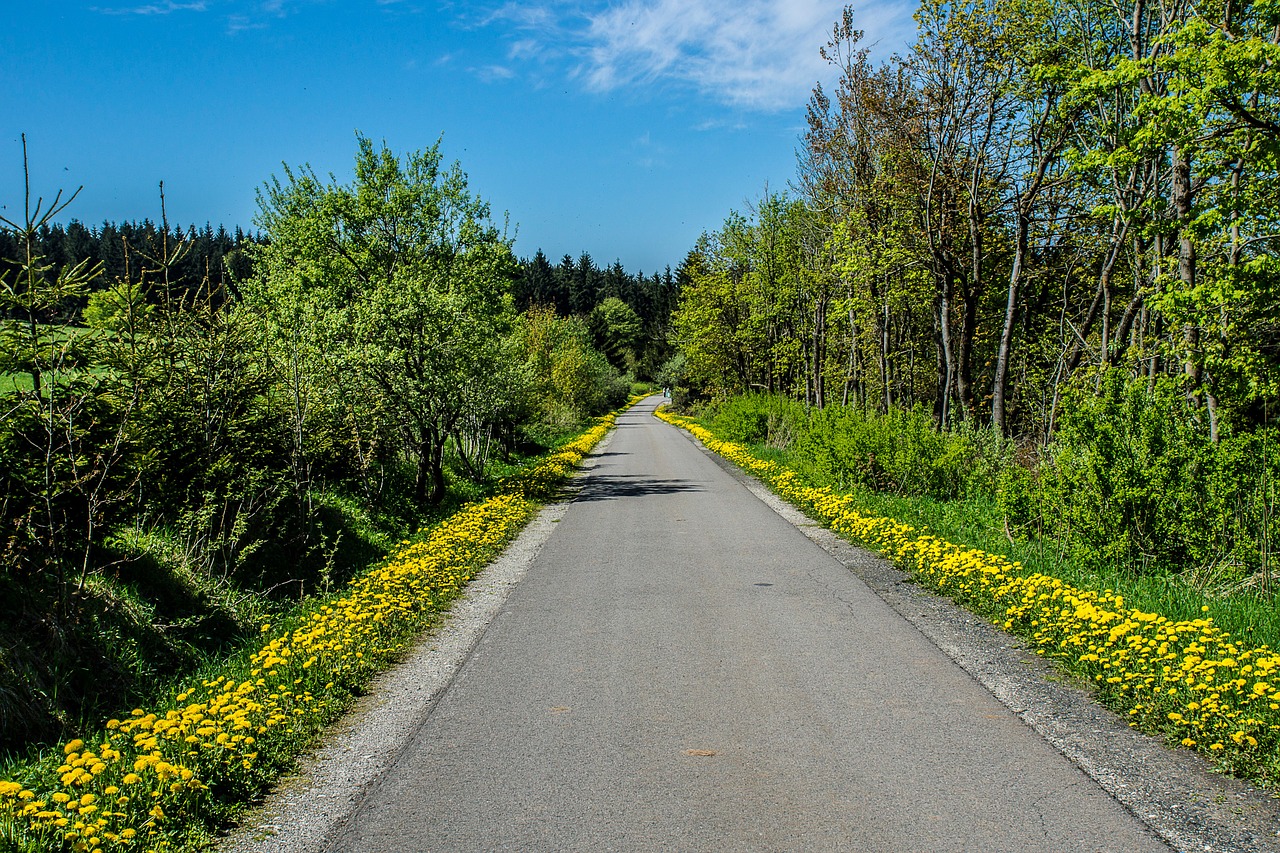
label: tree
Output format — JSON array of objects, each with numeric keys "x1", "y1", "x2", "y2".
[
  {"x1": 253, "y1": 135, "x2": 517, "y2": 505},
  {"x1": 514, "y1": 249, "x2": 567, "y2": 314},
  {"x1": 0, "y1": 136, "x2": 136, "y2": 605},
  {"x1": 589, "y1": 295, "x2": 643, "y2": 371},
  {"x1": 512, "y1": 306, "x2": 627, "y2": 425},
  {"x1": 570, "y1": 251, "x2": 599, "y2": 315}
]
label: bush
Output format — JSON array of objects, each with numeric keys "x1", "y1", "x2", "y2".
[
  {"x1": 1036, "y1": 374, "x2": 1279, "y2": 577},
  {"x1": 513, "y1": 307, "x2": 629, "y2": 427},
  {"x1": 704, "y1": 393, "x2": 1012, "y2": 501},
  {"x1": 706, "y1": 393, "x2": 768, "y2": 443},
  {"x1": 703, "y1": 383, "x2": 1278, "y2": 584},
  {"x1": 789, "y1": 403, "x2": 1010, "y2": 501}
]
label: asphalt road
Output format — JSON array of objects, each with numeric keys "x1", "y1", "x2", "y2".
[{"x1": 327, "y1": 395, "x2": 1170, "y2": 852}]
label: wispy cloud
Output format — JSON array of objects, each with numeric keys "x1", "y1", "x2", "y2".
[
  {"x1": 227, "y1": 13, "x2": 267, "y2": 33},
  {"x1": 223, "y1": 1, "x2": 343, "y2": 35},
  {"x1": 694, "y1": 117, "x2": 749, "y2": 132},
  {"x1": 472, "y1": 64, "x2": 516, "y2": 83},
  {"x1": 479, "y1": 1, "x2": 910, "y2": 112},
  {"x1": 507, "y1": 38, "x2": 541, "y2": 61},
  {"x1": 579, "y1": 0, "x2": 833, "y2": 109},
  {"x1": 481, "y1": 3, "x2": 561, "y2": 31},
  {"x1": 93, "y1": 1, "x2": 207, "y2": 14},
  {"x1": 632, "y1": 129, "x2": 669, "y2": 169}
]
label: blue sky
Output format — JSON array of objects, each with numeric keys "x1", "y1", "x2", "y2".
[{"x1": 2, "y1": 1, "x2": 913, "y2": 274}]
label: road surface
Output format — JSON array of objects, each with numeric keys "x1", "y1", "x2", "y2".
[{"x1": 328, "y1": 395, "x2": 1168, "y2": 852}]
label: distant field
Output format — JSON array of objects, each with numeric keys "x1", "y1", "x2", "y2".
[
  {"x1": 0, "y1": 373, "x2": 33, "y2": 393},
  {"x1": 1, "y1": 322, "x2": 98, "y2": 394},
  {"x1": 0, "y1": 369, "x2": 111, "y2": 394}
]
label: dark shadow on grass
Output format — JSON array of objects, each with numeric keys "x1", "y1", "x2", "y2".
[{"x1": 572, "y1": 474, "x2": 704, "y2": 502}]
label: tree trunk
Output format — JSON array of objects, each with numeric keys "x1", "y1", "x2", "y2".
[
  {"x1": 1172, "y1": 146, "x2": 1202, "y2": 399},
  {"x1": 813, "y1": 289, "x2": 827, "y2": 409},
  {"x1": 843, "y1": 300, "x2": 859, "y2": 408},
  {"x1": 414, "y1": 429, "x2": 449, "y2": 506},
  {"x1": 428, "y1": 438, "x2": 447, "y2": 505},
  {"x1": 933, "y1": 289, "x2": 951, "y2": 427},
  {"x1": 937, "y1": 269, "x2": 956, "y2": 427},
  {"x1": 992, "y1": 212, "x2": 1029, "y2": 434},
  {"x1": 959, "y1": 189, "x2": 985, "y2": 423},
  {"x1": 414, "y1": 450, "x2": 430, "y2": 505},
  {"x1": 1109, "y1": 290, "x2": 1145, "y2": 367}
]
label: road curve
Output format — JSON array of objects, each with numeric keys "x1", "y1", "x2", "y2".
[{"x1": 327, "y1": 395, "x2": 1169, "y2": 852}]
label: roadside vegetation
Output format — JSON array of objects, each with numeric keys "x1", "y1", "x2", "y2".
[
  {"x1": 697, "y1": 392, "x2": 1276, "y2": 601},
  {"x1": 0, "y1": 133, "x2": 674, "y2": 775}
]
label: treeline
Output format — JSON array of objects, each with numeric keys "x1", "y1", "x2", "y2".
[
  {"x1": 0, "y1": 221, "x2": 685, "y2": 376},
  {"x1": 675, "y1": 3, "x2": 1279, "y2": 438},
  {"x1": 0, "y1": 217, "x2": 261, "y2": 311},
  {"x1": 671, "y1": 3, "x2": 1278, "y2": 582},
  {"x1": 513, "y1": 250, "x2": 679, "y2": 379},
  {"x1": 0, "y1": 136, "x2": 671, "y2": 755}
]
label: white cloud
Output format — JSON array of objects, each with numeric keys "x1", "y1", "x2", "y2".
[
  {"x1": 472, "y1": 64, "x2": 517, "y2": 83},
  {"x1": 481, "y1": 2, "x2": 561, "y2": 31},
  {"x1": 227, "y1": 14, "x2": 267, "y2": 32},
  {"x1": 580, "y1": 0, "x2": 859, "y2": 109},
  {"x1": 481, "y1": 0, "x2": 911, "y2": 112},
  {"x1": 694, "y1": 117, "x2": 749, "y2": 132},
  {"x1": 93, "y1": 1, "x2": 207, "y2": 14},
  {"x1": 507, "y1": 38, "x2": 541, "y2": 61}
]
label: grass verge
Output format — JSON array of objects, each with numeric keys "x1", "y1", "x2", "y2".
[
  {"x1": 658, "y1": 406, "x2": 1280, "y2": 788},
  {"x1": 0, "y1": 403, "x2": 632, "y2": 852}
]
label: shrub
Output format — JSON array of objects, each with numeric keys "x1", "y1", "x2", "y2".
[
  {"x1": 1038, "y1": 374, "x2": 1279, "y2": 577},
  {"x1": 784, "y1": 401, "x2": 1009, "y2": 501}
]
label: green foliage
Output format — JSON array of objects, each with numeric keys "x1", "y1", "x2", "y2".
[
  {"x1": 251, "y1": 134, "x2": 518, "y2": 504},
  {"x1": 709, "y1": 393, "x2": 1012, "y2": 501},
  {"x1": 512, "y1": 306, "x2": 628, "y2": 429},
  {"x1": 717, "y1": 379, "x2": 1277, "y2": 583},
  {"x1": 705, "y1": 392, "x2": 799, "y2": 445},
  {"x1": 671, "y1": 195, "x2": 835, "y2": 405},
  {"x1": 1029, "y1": 373, "x2": 1279, "y2": 577},
  {"x1": 81, "y1": 280, "x2": 150, "y2": 332},
  {"x1": 712, "y1": 382, "x2": 1277, "y2": 603},
  {"x1": 510, "y1": 253, "x2": 679, "y2": 384},
  {"x1": 589, "y1": 295, "x2": 643, "y2": 371},
  {"x1": 653, "y1": 352, "x2": 688, "y2": 403}
]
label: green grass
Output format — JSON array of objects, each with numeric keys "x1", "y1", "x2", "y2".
[
  {"x1": 0, "y1": 373, "x2": 30, "y2": 393},
  {"x1": 1, "y1": 323, "x2": 102, "y2": 394}
]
